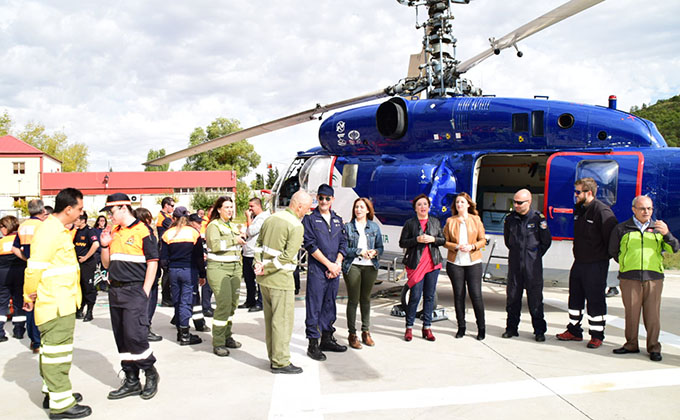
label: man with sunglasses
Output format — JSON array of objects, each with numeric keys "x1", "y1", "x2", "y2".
[
  {"x1": 302, "y1": 184, "x2": 348, "y2": 361},
  {"x1": 557, "y1": 177, "x2": 617, "y2": 349},
  {"x1": 608, "y1": 195, "x2": 678, "y2": 362},
  {"x1": 502, "y1": 189, "x2": 552, "y2": 341}
]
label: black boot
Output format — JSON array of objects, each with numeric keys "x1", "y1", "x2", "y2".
[
  {"x1": 476, "y1": 327, "x2": 486, "y2": 341},
  {"x1": 107, "y1": 369, "x2": 141, "y2": 400},
  {"x1": 83, "y1": 305, "x2": 93, "y2": 322},
  {"x1": 178, "y1": 326, "x2": 202, "y2": 346},
  {"x1": 455, "y1": 327, "x2": 466, "y2": 338},
  {"x1": 319, "y1": 331, "x2": 347, "y2": 352},
  {"x1": 48, "y1": 404, "x2": 92, "y2": 419},
  {"x1": 75, "y1": 308, "x2": 84, "y2": 320},
  {"x1": 141, "y1": 366, "x2": 159, "y2": 400},
  {"x1": 193, "y1": 319, "x2": 211, "y2": 332},
  {"x1": 307, "y1": 338, "x2": 327, "y2": 361}
]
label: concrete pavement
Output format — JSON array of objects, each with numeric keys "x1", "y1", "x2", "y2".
[{"x1": 2, "y1": 271, "x2": 680, "y2": 419}]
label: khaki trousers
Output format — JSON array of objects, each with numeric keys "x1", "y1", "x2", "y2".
[
  {"x1": 38, "y1": 313, "x2": 77, "y2": 414},
  {"x1": 261, "y1": 285, "x2": 295, "y2": 368},
  {"x1": 207, "y1": 262, "x2": 241, "y2": 347},
  {"x1": 619, "y1": 278, "x2": 663, "y2": 353}
]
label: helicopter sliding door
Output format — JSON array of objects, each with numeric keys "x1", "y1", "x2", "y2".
[{"x1": 544, "y1": 152, "x2": 643, "y2": 239}]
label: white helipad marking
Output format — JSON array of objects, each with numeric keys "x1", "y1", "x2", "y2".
[
  {"x1": 544, "y1": 298, "x2": 680, "y2": 349},
  {"x1": 317, "y1": 368, "x2": 680, "y2": 414}
]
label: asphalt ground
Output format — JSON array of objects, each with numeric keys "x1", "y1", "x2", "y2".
[{"x1": 2, "y1": 271, "x2": 680, "y2": 419}]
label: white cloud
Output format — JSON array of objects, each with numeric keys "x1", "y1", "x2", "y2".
[{"x1": 1, "y1": 0, "x2": 678, "y2": 177}]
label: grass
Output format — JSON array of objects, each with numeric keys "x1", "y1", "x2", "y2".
[{"x1": 664, "y1": 251, "x2": 680, "y2": 270}]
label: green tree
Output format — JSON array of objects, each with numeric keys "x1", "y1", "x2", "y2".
[
  {"x1": 235, "y1": 180, "x2": 251, "y2": 216},
  {"x1": 630, "y1": 94, "x2": 680, "y2": 147},
  {"x1": 145, "y1": 148, "x2": 169, "y2": 171},
  {"x1": 191, "y1": 187, "x2": 220, "y2": 211},
  {"x1": 182, "y1": 117, "x2": 261, "y2": 177},
  {"x1": 1, "y1": 110, "x2": 12, "y2": 135},
  {"x1": 265, "y1": 167, "x2": 279, "y2": 189},
  {"x1": 13, "y1": 120, "x2": 89, "y2": 172},
  {"x1": 250, "y1": 173, "x2": 265, "y2": 190}
]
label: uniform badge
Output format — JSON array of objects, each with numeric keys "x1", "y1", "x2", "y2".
[
  {"x1": 126, "y1": 237, "x2": 135, "y2": 246},
  {"x1": 540, "y1": 221, "x2": 547, "y2": 229}
]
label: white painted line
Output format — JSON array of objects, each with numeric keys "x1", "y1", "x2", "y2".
[
  {"x1": 317, "y1": 368, "x2": 680, "y2": 414},
  {"x1": 544, "y1": 297, "x2": 680, "y2": 350}
]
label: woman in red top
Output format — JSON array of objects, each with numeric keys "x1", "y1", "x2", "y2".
[{"x1": 398, "y1": 194, "x2": 445, "y2": 341}]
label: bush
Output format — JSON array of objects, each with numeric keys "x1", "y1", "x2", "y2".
[
  {"x1": 13, "y1": 199, "x2": 28, "y2": 217},
  {"x1": 191, "y1": 188, "x2": 220, "y2": 212},
  {"x1": 664, "y1": 251, "x2": 680, "y2": 270}
]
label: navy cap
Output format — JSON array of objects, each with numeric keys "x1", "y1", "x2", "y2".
[
  {"x1": 317, "y1": 184, "x2": 334, "y2": 197},
  {"x1": 173, "y1": 206, "x2": 189, "y2": 218},
  {"x1": 188, "y1": 212, "x2": 202, "y2": 223},
  {"x1": 100, "y1": 193, "x2": 131, "y2": 212}
]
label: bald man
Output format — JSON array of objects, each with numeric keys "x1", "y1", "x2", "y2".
[{"x1": 502, "y1": 189, "x2": 552, "y2": 341}]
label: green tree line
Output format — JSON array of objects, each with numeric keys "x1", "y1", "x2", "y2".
[{"x1": 630, "y1": 94, "x2": 680, "y2": 147}]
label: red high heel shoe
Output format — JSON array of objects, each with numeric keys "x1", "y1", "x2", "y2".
[
  {"x1": 422, "y1": 328, "x2": 436, "y2": 341},
  {"x1": 404, "y1": 328, "x2": 413, "y2": 342}
]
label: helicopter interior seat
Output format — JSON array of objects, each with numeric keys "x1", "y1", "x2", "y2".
[{"x1": 278, "y1": 177, "x2": 300, "y2": 207}]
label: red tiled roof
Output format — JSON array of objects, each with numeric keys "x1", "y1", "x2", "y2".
[
  {"x1": 41, "y1": 171, "x2": 237, "y2": 195},
  {"x1": 0, "y1": 135, "x2": 46, "y2": 155}
]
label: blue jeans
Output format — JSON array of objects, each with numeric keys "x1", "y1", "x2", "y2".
[
  {"x1": 406, "y1": 269, "x2": 439, "y2": 328},
  {"x1": 170, "y1": 267, "x2": 195, "y2": 327}
]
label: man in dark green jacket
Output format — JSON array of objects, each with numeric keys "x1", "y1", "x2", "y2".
[{"x1": 608, "y1": 195, "x2": 679, "y2": 362}]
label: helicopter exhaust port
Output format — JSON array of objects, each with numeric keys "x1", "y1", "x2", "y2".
[{"x1": 376, "y1": 97, "x2": 408, "y2": 139}]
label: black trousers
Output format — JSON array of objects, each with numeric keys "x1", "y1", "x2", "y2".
[
  {"x1": 109, "y1": 284, "x2": 156, "y2": 372},
  {"x1": 242, "y1": 256, "x2": 262, "y2": 307},
  {"x1": 161, "y1": 266, "x2": 172, "y2": 305},
  {"x1": 566, "y1": 260, "x2": 609, "y2": 339},
  {"x1": 79, "y1": 259, "x2": 97, "y2": 308},
  {"x1": 505, "y1": 264, "x2": 546, "y2": 335},
  {"x1": 445, "y1": 262, "x2": 485, "y2": 329}
]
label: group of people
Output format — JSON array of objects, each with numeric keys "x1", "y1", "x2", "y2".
[{"x1": 1, "y1": 176, "x2": 677, "y2": 418}]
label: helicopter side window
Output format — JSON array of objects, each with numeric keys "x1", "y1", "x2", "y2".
[
  {"x1": 575, "y1": 160, "x2": 619, "y2": 206},
  {"x1": 512, "y1": 113, "x2": 529, "y2": 132},
  {"x1": 532, "y1": 111, "x2": 545, "y2": 137},
  {"x1": 341, "y1": 164, "x2": 358, "y2": 188}
]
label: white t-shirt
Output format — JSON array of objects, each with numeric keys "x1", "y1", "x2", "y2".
[
  {"x1": 454, "y1": 219, "x2": 480, "y2": 266},
  {"x1": 353, "y1": 221, "x2": 373, "y2": 266}
]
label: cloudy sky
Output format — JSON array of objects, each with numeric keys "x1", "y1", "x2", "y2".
[{"x1": 1, "y1": 0, "x2": 679, "y2": 179}]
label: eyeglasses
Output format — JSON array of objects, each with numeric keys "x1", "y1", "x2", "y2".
[
  {"x1": 513, "y1": 200, "x2": 528, "y2": 205},
  {"x1": 318, "y1": 196, "x2": 332, "y2": 202},
  {"x1": 635, "y1": 207, "x2": 653, "y2": 212}
]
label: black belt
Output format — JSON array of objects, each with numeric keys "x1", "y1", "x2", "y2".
[{"x1": 109, "y1": 280, "x2": 143, "y2": 288}]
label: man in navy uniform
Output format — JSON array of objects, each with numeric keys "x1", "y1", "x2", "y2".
[
  {"x1": 73, "y1": 214, "x2": 100, "y2": 322},
  {"x1": 302, "y1": 184, "x2": 347, "y2": 361}
]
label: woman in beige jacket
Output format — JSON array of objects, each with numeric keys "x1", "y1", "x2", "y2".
[{"x1": 443, "y1": 192, "x2": 487, "y2": 340}]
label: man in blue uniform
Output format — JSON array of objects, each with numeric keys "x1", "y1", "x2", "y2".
[
  {"x1": 73, "y1": 214, "x2": 100, "y2": 322},
  {"x1": 502, "y1": 189, "x2": 552, "y2": 342},
  {"x1": 303, "y1": 184, "x2": 347, "y2": 361}
]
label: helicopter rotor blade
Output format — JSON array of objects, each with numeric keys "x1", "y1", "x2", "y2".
[
  {"x1": 456, "y1": 0, "x2": 605, "y2": 74},
  {"x1": 144, "y1": 89, "x2": 390, "y2": 166}
]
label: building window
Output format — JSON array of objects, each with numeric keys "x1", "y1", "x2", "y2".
[{"x1": 13, "y1": 162, "x2": 25, "y2": 174}]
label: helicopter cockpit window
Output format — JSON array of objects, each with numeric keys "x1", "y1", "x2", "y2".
[
  {"x1": 341, "y1": 164, "x2": 358, "y2": 188},
  {"x1": 512, "y1": 113, "x2": 529, "y2": 132},
  {"x1": 575, "y1": 160, "x2": 619, "y2": 206}
]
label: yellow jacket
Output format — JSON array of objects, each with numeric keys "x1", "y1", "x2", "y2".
[{"x1": 24, "y1": 214, "x2": 82, "y2": 326}]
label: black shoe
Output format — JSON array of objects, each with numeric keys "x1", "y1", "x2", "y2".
[
  {"x1": 476, "y1": 328, "x2": 486, "y2": 341},
  {"x1": 43, "y1": 392, "x2": 83, "y2": 409},
  {"x1": 455, "y1": 327, "x2": 466, "y2": 339},
  {"x1": 160, "y1": 300, "x2": 174, "y2": 308},
  {"x1": 0, "y1": 336, "x2": 7, "y2": 342},
  {"x1": 535, "y1": 333, "x2": 546, "y2": 342},
  {"x1": 307, "y1": 338, "x2": 327, "y2": 361},
  {"x1": 107, "y1": 371, "x2": 142, "y2": 400},
  {"x1": 502, "y1": 330, "x2": 518, "y2": 339},
  {"x1": 613, "y1": 346, "x2": 640, "y2": 355},
  {"x1": 650, "y1": 352, "x2": 663, "y2": 362},
  {"x1": 237, "y1": 303, "x2": 251, "y2": 309},
  {"x1": 82, "y1": 312, "x2": 93, "y2": 322},
  {"x1": 48, "y1": 404, "x2": 92, "y2": 419},
  {"x1": 248, "y1": 305, "x2": 263, "y2": 313},
  {"x1": 605, "y1": 287, "x2": 620, "y2": 298},
  {"x1": 213, "y1": 346, "x2": 230, "y2": 357},
  {"x1": 141, "y1": 367, "x2": 159, "y2": 400},
  {"x1": 320, "y1": 333, "x2": 347, "y2": 352},
  {"x1": 225, "y1": 337, "x2": 242, "y2": 348},
  {"x1": 147, "y1": 330, "x2": 163, "y2": 342},
  {"x1": 178, "y1": 327, "x2": 202, "y2": 346},
  {"x1": 12, "y1": 330, "x2": 25, "y2": 339},
  {"x1": 194, "y1": 324, "x2": 211, "y2": 332},
  {"x1": 202, "y1": 309, "x2": 214, "y2": 318},
  {"x1": 75, "y1": 310, "x2": 84, "y2": 320},
  {"x1": 271, "y1": 363, "x2": 303, "y2": 374}
]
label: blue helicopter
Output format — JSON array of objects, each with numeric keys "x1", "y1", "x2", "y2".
[{"x1": 147, "y1": 0, "x2": 678, "y2": 282}]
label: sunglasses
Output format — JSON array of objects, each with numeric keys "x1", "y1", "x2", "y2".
[
  {"x1": 318, "y1": 196, "x2": 332, "y2": 202},
  {"x1": 574, "y1": 189, "x2": 588, "y2": 195},
  {"x1": 513, "y1": 200, "x2": 528, "y2": 205}
]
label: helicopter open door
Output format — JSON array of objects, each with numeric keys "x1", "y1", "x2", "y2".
[{"x1": 544, "y1": 151, "x2": 644, "y2": 239}]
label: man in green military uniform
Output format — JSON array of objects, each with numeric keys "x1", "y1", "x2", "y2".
[
  {"x1": 254, "y1": 190, "x2": 312, "y2": 374},
  {"x1": 24, "y1": 188, "x2": 92, "y2": 419}
]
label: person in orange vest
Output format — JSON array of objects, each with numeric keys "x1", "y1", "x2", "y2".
[
  {"x1": 12, "y1": 199, "x2": 48, "y2": 352},
  {"x1": 156, "y1": 197, "x2": 174, "y2": 308}
]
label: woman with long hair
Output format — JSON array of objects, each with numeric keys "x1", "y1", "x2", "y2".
[
  {"x1": 134, "y1": 208, "x2": 163, "y2": 342},
  {"x1": 342, "y1": 198, "x2": 384, "y2": 349},
  {"x1": 160, "y1": 207, "x2": 206, "y2": 346},
  {"x1": 205, "y1": 196, "x2": 245, "y2": 357},
  {"x1": 399, "y1": 194, "x2": 445, "y2": 342},
  {"x1": 443, "y1": 192, "x2": 487, "y2": 340},
  {"x1": 0, "y1": 216, "x2": 24, "y2": 342}
]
